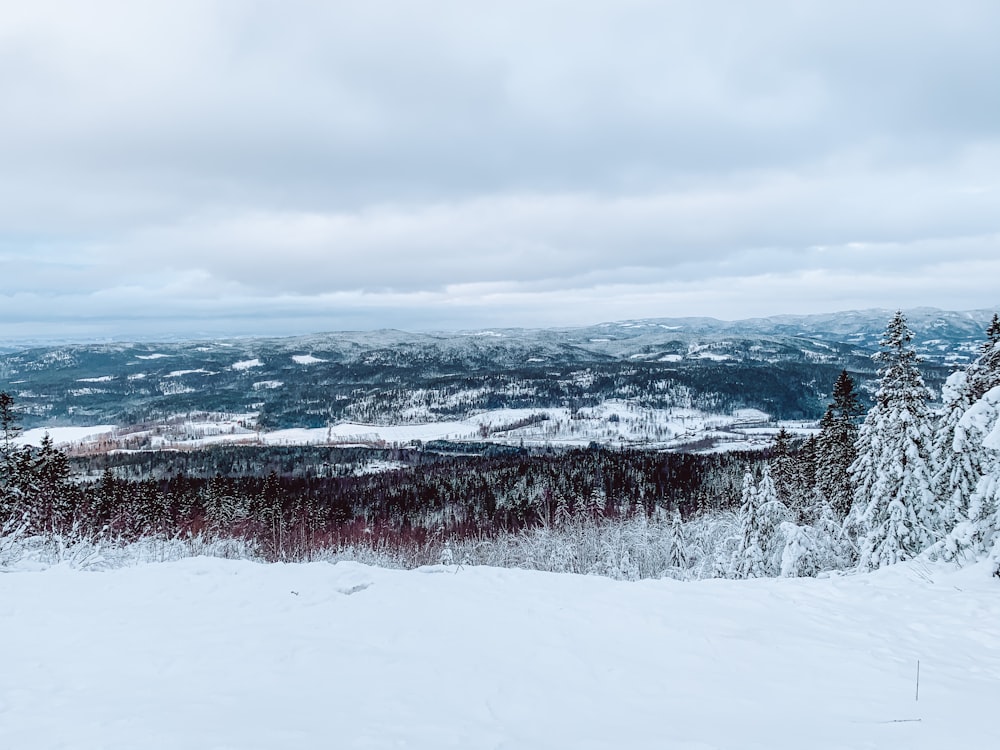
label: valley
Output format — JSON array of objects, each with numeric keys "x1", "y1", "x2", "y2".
[{"x1": 3, "y1": 307, "x2": 990, "y2": 455}]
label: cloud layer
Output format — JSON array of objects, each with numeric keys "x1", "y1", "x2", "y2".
[{"x1": 2, "y1": 1, "x2": 999, "y2": 339}]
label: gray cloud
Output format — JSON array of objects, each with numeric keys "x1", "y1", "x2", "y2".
[{"x1": 2, "y1": 0, "x2": 999, "y2": 340}]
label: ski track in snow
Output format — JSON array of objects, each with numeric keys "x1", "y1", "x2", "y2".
[{"x1": 1, "y1": 559, "x2": 998, "y2": 749}]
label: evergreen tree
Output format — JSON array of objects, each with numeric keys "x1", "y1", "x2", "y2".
[
  {"x1": 582, "y1": 482, "x2": 607, "y2": 519},
  {"x1": 0, "y1": 391, "x2": 24, "y2": 521},
  {"x1": 847, "y1": 311, "x2": 938, "y2": 570},
  {"x1": 131, "y1": 479, "x2": 168, "y2": 536},
  {"x1": 736, "y1": 467, "x2": 766, "y2": 578},
  {"x1": 555, "y1": 492, "x2": 572, "y2": 528},
  {"x1": 815, "y1": 370, "x2": 863, "y2": 518},
  {"x1": 90, "y1": 468, "x2": 125, "y2": 533},
  {"x1": 204, "y1": 474, "x2": 246, "y2": 529},
  {"x1": 755, "y1": 463, "x2": 791, "y2": 573},
  {"x1": 792, "y1": 434, "x2": 819, "y2": 522},
  {"x1": 939, "y1": 386, "x2": 1000, "y2": 567},
  {"x1": 666, "y1": 509, "x2": 689, "y2": 576},
  {"x1": 777, "y1": 522, "x2": 816, "y2": 578},
  {"x1": 735, "y1": 465, "x2": 789, "y2": 578},
  {"x1": 932, "y1": 370, "x2": 980, "y2": 532},
  {"x1": 252, "y1": 472, "x2": 281, "y2": 521},
  {"x1": 984, "y1": 313, "x2": 1000, "y2": 352},
  {"x1": 0, "y1": 391, "x2": 21, "y2": 464},
  {"x1": 933, "y1": 316, "x2": 1000, "y2": 538},
  {"x1": 769, "y1": 429, "x2": 798, "y2": 508},
  {"x1": 32, "y1": 433, "x2": 73, "y2": 533}
]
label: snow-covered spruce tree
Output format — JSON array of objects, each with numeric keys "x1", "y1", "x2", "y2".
[
  {"x1": 815, "y1": 370, "x2": 863, "y2": 519},
  {"x1": 847, "y1": 311, "x2": 938, "y2": 570},
  {"x1": 792, "y1": 435, "x2": 819, "y2": 521},
  {"x1": 940, "y1": 385, "x2": 1000, "y2": 567},
  {"x1": 769, "y1": 429, "x2": 800, "y2": 511},
  {"x1": 735, "y1": 465, "x2": 789, "y2": 578},
  {"x1": 933, "y1": 321, "x2": 1000, "y2": 539},
  {"x1": 31, "y1": 433, "x2": 74, "y2": 534},
  {"x1": 984, "y1": 313, "x2": 1000, "y2": 352},
  {"x1": 665, "y1": 509, "x2": 689, "y2": 578},
  {"x1": 932, "y1": 369, "x2": 979, "y2": 533},
  {"x1": 936, "y1": 325, "x2": 1000, "y2": 566},
  {"x1": 735, "y1": 467, "x2": 766, "y2": 578},
  {"x1": 0, "y1": 391, "x2": 24, "y2": 523},
  {"x1": 756, "y1": 463, "x2": 792, "y2": 573},
  {"x1": 554, "y1": 487, "x2": 573, "y2": 528}
]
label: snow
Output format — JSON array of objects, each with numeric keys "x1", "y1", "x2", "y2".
[
  {"x1": 978, "y1": 386, "x2": 1000, "y2": 450},
  {"x1": 230, "y1": 358, "x2": 263, "y2": 370},
  {"x1": 353, "y1": 459, "x2": 408, "y2": 475},
  {"x1": 29, "y1": 403, "x2": 804, "y2": 453},
  {"x1": 76, "y1": 375, "x2": 116, "y2": 383},
  {"x1": 0, "y1": 557, "x2": 997, "y2": 749},
  {"x1": 692, "y1": 351, "x2": 732, "y2": 361},
  {"x1": 164, "y1": 368, "x2": 212, "y2": 377},
  {"x1": 291, "y1": 354, "x2": 326, "y2": 365},
  {"x1": 158, "y1": 382, "x2": 195, "y2": 395},
  {"x1": 15, "y1": 425, "x2": 117, "y2": 447},
  {"x1": 252, "y1": 379, "x2": 283, "y2": 390}
]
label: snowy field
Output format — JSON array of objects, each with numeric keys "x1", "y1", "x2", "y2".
[
  {"x1": 15, "y1": 403, "x2": 813, "y2": 453},
  {"x1": 2, "y1": 558, "x2": 998, "y2": 749},
  {"x1": 16, "y1": 425, "x2": 117, "y2": 448}
]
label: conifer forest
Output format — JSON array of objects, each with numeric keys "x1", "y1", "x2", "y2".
[{"x1": 3, "y1": 311, "x2": 999, "y2": 580}]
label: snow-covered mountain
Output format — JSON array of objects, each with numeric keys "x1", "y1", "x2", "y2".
[{"x1": 0, "y1": 307, "x2": 993, "y2": 434}]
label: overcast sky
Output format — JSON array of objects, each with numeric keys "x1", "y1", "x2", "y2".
[{"x1": 2, "y1": 0, "x2": 999, "y2": 341}]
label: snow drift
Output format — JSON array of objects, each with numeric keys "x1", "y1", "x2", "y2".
[{"x1": 1, "y1": 558, "x2": 998, "y2": 749}]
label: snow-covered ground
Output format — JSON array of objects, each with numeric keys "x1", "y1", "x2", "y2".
[
  {"x1": 1, "y1": 558, "x2": 997, "y2": 749},
  {"x1": 25, "y1": 402, "x2": 815, "y2": 453},
  {"x1": 291, "y1": 354, "x2": 327, "y2": 365},
  {"x1": 16, "y1": 425, "x2": 117, "y2": 448}
]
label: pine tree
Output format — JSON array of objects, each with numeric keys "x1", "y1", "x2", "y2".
[
  {"x1": 582, "y1": 483, "x2": 607, "y2": 518},
  {"x1": 939, "y1": 386, "x2": 1000, "y2": 566},
  {"x1": 735, "y1": 465, "x2": 789, "y2": 578},
  {"x1": 937, "y1": 319, "x2": 1000, "y2": 567},
  {"x1": 933, "y1": 369, "x2": 979, "y2": 532},
  {"x1": 755, "y1": 463, "x2": 791, "y2": 573},
  {"x1": 847, "y1": 311, "x2": 938, "y2": 570},
  {"x1": 0, "y1": 391, "x2": 21, "y2": 464},
  {"x1": 554, "y1": 486, "x2": 573, "y2": 528},
  {"x1": 769, "y1": 429, "x2": 798, "y2": 508},
  {"x1": 984, "y1": 313, "x2": 1000, "y2": 353},
  {"x1": 0, "y1": 392, "x2": 24, "y2": 522},
  {"x1": 32, "y1": 433, "x2": 73, "y2": 533},
  {"x1": 793, "y1": 434, "x2": 819, "y2": 522},
  {"x1": 666, "y1": 509, "x2": 689, "y2": 576},
  {"x1": 815, "y1": 370, "x2": 863, "y2": 519},
  {"x1": 88, "y1": 468, "x2": 115, "y2": 526},
  {"x1": 205, "y1": 474, "x2": 240, "y2": 529},
  {"x1": 252, "y1": 471, "x2": 281, "y2": 521},
  {"x1": 736, "y1": 467, "x2": 766, "y2": 578},
  {"x1": 933, "y1": 316, "x2": 1000, "y2": 540}
]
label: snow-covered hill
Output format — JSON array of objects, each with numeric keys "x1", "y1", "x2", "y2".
[
  {"x1": 1, "y1": 306, "x2": 993, "y2": 443},
  {"x1": 1, "y1": 557, "x2": 997, "y2": 749}
]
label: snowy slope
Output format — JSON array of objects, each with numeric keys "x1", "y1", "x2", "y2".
[{"x1": 1, "y1": 558, "x2": 998, "y2": 749}]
